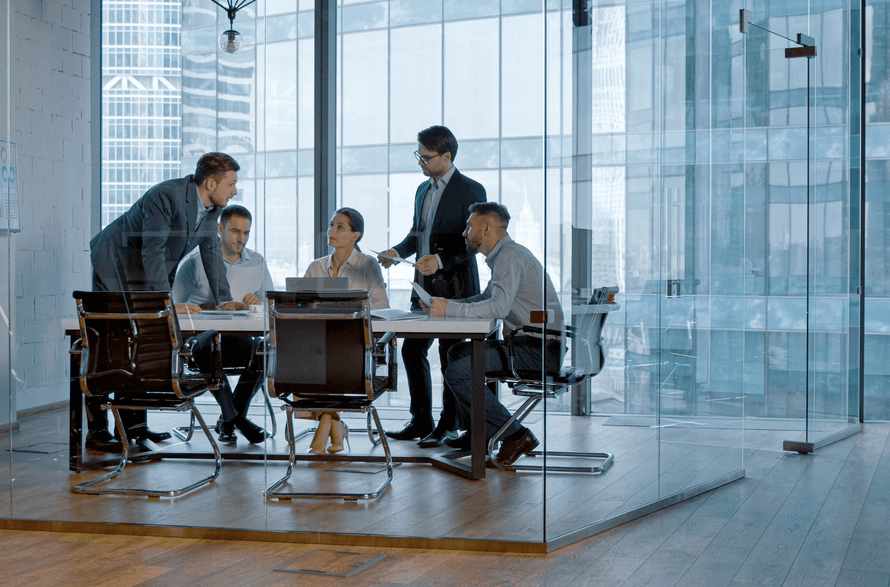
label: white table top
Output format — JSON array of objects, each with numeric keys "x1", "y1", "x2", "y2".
[{"x1": 61, "y1": 313, "x2": 500, "y2": 337}]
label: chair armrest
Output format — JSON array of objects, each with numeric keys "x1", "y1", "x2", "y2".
[
  {"x1": 372, "y1": 331, "x2": 398, "y2": 391},
  {"x1": 373, "y1": 331, "x2": 395, "y2": 353},
  {"x1": 181, "y1": 330, "x2": 223, "y2": 388},
  {"x1": 69, "y1": 338, "x2": 83, "y2": 355}
]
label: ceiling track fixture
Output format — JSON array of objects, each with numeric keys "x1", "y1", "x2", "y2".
[{"x1": 211, "y1": 0, "x2": 257, "y2": 54}]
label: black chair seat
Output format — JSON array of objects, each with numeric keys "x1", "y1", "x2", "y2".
[{"x1": 488, "y1": 366, "x2": 585, "y2": 387}]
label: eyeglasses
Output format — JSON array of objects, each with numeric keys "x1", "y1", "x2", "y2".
[{"x1": 414, "y1": 150, "x2": 444, "y2": 165}]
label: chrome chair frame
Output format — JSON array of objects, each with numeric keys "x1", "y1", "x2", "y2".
[
  {"x1": 263, "y1": 290, "x2": 397, "y2": 501},
  {"x1": 486, "y1": 286, "x2": 620, "y2": 473},
  {"x1": 70, "y1": 290, "x2": 223, "y2": 497}
]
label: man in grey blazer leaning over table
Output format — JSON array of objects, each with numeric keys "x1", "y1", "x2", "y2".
[{"x1": 85, "y1": 152, "x2": 240, "y2": 451}]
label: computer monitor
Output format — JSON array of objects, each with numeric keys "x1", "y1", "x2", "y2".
[{"x1": 285, "y1": 277, "x2": 350, "y2": 292}]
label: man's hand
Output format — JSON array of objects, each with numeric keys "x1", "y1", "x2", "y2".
[
  {"x1": 242, "y1": 293, "x2": 261, "y2": 305},
  {"x1": 377, "y1": 248, "x2": 398, "y2": 268},
  {"x1": 175, "y1": 303, "x2": 203, "y2": 314},
  {"x1": 220, "y1": 301, "x2": 248, "y2": 311},
  {"x1": 414, "y1": 255, "x2": 439, "y2": 276},
  {"x1": 430, "y1": 297, "x2": 448, "y2": 317}
]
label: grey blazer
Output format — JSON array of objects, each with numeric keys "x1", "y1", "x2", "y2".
[{"x1": 90, "y1": 175, "x2": 232, "y2": 303}]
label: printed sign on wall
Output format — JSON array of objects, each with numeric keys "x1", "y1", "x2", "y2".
[{"x1": 0, "y1": 140, "x2": 20, "y2": 232}]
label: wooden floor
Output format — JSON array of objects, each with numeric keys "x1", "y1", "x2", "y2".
[
  {"x1": 0, "y1": 400, "x2": 883, "y2": 586},
  {"x1": 0, "y1": 401, "x2": 763, "y2": 543},
  {"x1": 0, "y1": 419, "x2": 887, "y2": 586}
]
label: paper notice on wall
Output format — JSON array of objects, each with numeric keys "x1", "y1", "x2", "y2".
[{"x1": 0, "y1": 140, "x2": 20, "y2": 232}]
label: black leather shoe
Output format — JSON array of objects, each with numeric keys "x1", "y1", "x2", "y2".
[
  {"x1": 495, "y1": 427, "x2": 539, "y2": 466},
  {"x1": 385, "y1": 419, "x2": 433, "y2": 441},
  {"x1": 235, "y1": 416, "x2": 269, "y2": 444},
  {"x1": 444, "y1": 432, "x2": 472, "y2": 451},
  {"x1": 129, "y1": 428, "x2": 172, "y2": 443},
  {"x1": 418, "y1": 428, "x2": 460, "y2": 448},
  {"x1": 216, "y1": 419, "x2": 237, "y2": 445},
  {"x1": 84, "y1": 430, "x2": 121, "y2": 452}
]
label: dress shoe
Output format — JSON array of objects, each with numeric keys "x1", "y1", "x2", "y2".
[
  {"x1": 328, "y1": 419, "x2": 350, "y2": 454},
  {"x1": 84, "y1": 430, "x2": 121, "y2": 452},
  {"x1": 234, "y1": 416, "x2": 269, "y2": 444},
  {"x1": 495, "y1": 427, "x2": 539, "y2": 466},
  {"x1": 385, "y1": 419, "x2": 433, "y2": 441},
  {"x1": 444, "y1": 432, "x2": 472, "y2": 451},
  {"x1": 417, "y1": 427, "x2": 460, "y2": 448},
  {"x1": 129, "y1": 428, "x2": 172, "y2": 443},
  {"x1": 308, "y1": 413, "x2": 332, "y2": 454},
  {"x1": 215, "y1": 419, "x2": 237, "y2": 445}
]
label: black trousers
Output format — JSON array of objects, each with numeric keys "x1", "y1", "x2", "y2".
[
  {"x1": 401, "y1": 337, "x2": 461, "y2": 431},
  {"x1": 191, "y1": 335, "x2": 265, "y2": 422}
]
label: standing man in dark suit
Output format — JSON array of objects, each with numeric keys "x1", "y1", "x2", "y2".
[
  {"x1": 378, "y1": 126, "x2": 486, "y2": 447},
  {"x1": 85, "y1": 152, "x2": 239, "y2": 451}
]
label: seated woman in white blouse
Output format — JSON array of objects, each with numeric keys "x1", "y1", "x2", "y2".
[{"x1": 302, "y1": 207, "x2": 389, "y2": 454}]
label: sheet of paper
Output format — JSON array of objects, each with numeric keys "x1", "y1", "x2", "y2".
[
  {"x1": 372, "y1": 250, "x2": 415, "y2": 265},
  {"x1": 411, "y1": 282, "x2": 433, "y2": 307},
  {"x1": 370, "y1": 308, "x2": 422, "y2": 321}
]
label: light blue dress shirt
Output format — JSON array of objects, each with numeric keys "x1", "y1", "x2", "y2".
[{"x1": 172, "y1": 245, "x2": 273, "y2": 305}]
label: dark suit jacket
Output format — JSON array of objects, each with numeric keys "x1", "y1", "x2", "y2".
[
  {"x1": 90, "y1": 175, "x2": 232, "y2": 302},
  {"x1": 393, "y1": 169, "x2": 486, "y2": 302}
]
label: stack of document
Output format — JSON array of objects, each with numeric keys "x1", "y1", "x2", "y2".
[{"x1": 371, "y1": 308, "x2": 422, "y2": 321}]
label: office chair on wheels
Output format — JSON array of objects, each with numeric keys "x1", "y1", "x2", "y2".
[
  {"x1": 486, "y1": 286, "x2": 620, "y2": 473},
  {"x1": 264, "y1": 290, "x2": 398, "y2": 501},
  {"x1": 70, "y1": 290, "x2": 224, "y2": 497}
]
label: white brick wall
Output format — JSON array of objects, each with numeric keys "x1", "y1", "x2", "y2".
[{"x1": 13, "y1": 0, "x2": 92, "y2": 411}]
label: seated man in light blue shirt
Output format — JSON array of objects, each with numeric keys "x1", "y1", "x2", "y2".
[
  {"x1": 172, "y1": 205, "x2": 274, "y2": 444},
  {"x1": 430, "y1": 202, "x2": 565, "y2": 465}
]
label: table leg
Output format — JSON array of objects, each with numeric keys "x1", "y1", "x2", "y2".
[
  {"x1": 470, "y1": 336, "x2": 486, "y2": 479},
  {"x1": 69, "y1": 337, "x2": 83, "y2": 472}
]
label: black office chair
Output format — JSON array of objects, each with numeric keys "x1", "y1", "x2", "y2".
[
  {"x1": 264, "y1": 290, "x2": 398, "y2": 501},
  {"x1": 70, "y1": 290, "x2": 223, "y2": 497},
  {"x1": 486, "y1": 286, "x2": 619, "y2": 473}
]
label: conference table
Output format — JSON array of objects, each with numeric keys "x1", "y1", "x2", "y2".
[{"x1": 63, "y1": 312, "x2": 500, "y2": 480}]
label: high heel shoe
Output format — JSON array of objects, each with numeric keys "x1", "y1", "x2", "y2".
[
  {"x1": 308, "y1": 413, "x2": 333, "y2": 454},
  {"x1": 328, "y1": 419, "x2": 350, "y2": 454}
]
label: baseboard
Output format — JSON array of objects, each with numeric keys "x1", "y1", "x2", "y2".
[{"x1": 18, "y1": 400, "x2": 68, "y2": 419}]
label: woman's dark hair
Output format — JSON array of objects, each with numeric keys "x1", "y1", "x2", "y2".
[
  {"x1": 333, "y1": 207, "x2": 364, "y2": 251},
  {"x1": 194, "y1": 152, "x2": 240, "y2": 184}
]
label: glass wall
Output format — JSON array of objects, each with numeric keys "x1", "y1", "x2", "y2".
[
  {"x1": 0, "y1": 0, "x2": 866, "y2": 550},
  {"x1": 0, "y1": 0, "x2": 11, "y2": 520}
]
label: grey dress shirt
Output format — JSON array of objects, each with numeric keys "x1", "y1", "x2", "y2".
[{"x1": 444, "y1": 234, "x2": 564, "y2": 337}]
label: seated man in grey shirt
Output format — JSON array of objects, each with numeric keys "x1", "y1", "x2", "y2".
[
  {"x1": 172, "y1": 205, "x2": 273, "y2": 444},
  {"x1": 430, "y1": 202, "x2": 565, "y2": 465}
]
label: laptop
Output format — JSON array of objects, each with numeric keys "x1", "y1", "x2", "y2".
[{"x1": 285, "y1": 276, "x2": 349, "y2": 292}]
